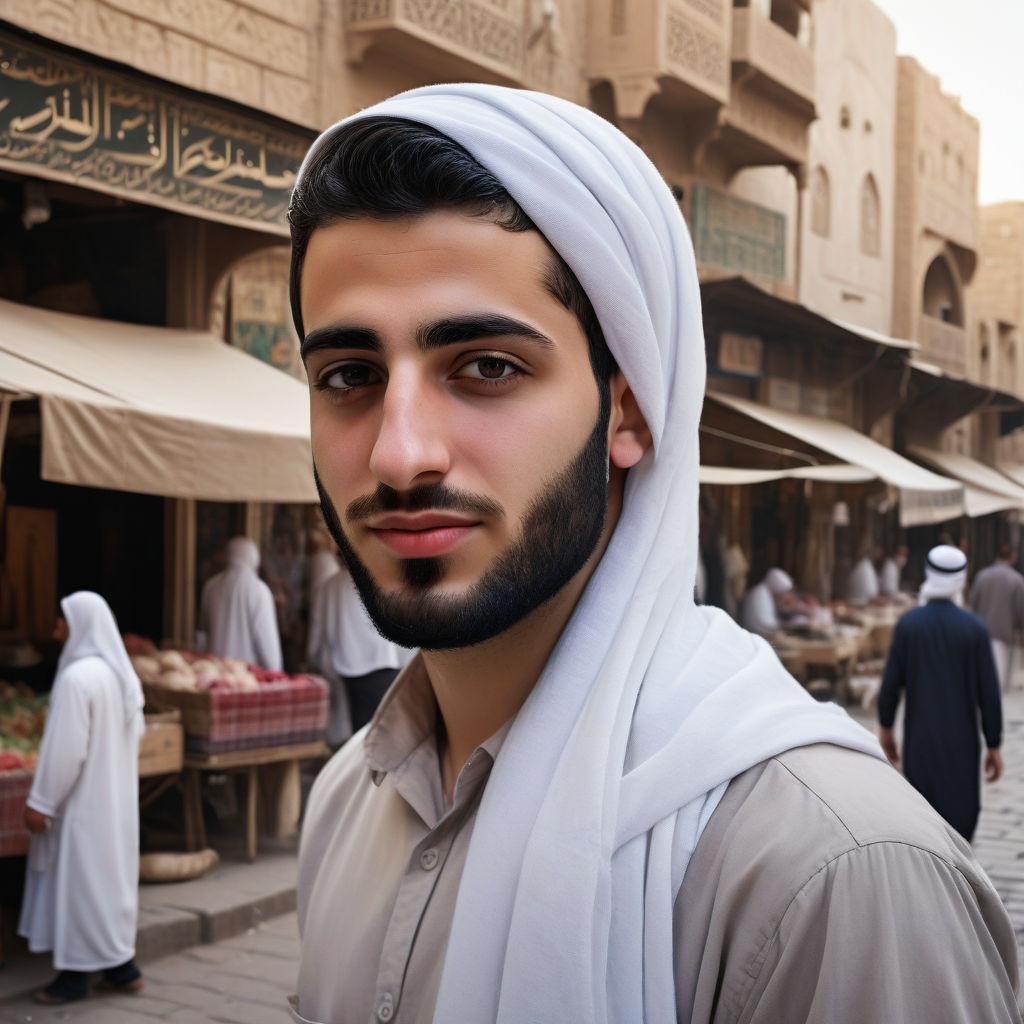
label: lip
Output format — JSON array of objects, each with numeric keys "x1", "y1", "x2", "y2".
[
  {"x1": 369, "y1": 512, "x2": 478, "y2": 531},
  {"x1": 367, "y1": 512, "x2": 481, "y2": 558}
]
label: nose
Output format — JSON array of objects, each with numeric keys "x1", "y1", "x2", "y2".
[{"x1": 368, "y1": 370, "x2": 451, "y2": 491}]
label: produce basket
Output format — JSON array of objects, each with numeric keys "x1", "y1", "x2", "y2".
[{"x1": 140, "y1": 670, "x2": 328, "y2": 755}]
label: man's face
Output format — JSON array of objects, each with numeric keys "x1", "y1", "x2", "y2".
[{"x1": 300, "y1": 210, "x2": 614, "y2": 649}]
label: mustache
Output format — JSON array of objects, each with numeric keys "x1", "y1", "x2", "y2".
[{"x1": 344, "y1": 482, "x2": 504, "y2": 523}]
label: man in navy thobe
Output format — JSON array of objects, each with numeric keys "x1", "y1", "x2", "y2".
[{"x1": 879, "y1": 545, "x2": 1003, "y2": 842}]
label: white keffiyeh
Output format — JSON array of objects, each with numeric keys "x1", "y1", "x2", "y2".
[{"x1": 299, "y1": 84, "x2": 885, "y2": 1024}]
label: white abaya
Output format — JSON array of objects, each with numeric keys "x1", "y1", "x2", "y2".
[{"x1": 19, "y1": 592, "x2": 144, "y2": 971}]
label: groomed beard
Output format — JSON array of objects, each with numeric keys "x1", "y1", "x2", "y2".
[{"x1": 314, "y1": 396, "x2": 611, "y2": 650}]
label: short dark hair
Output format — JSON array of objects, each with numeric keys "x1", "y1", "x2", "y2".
[{"x1": 288, "y1": 117, "x2": 616, "y2": 386}]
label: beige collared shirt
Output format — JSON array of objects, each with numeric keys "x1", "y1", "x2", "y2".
[
  {"x1": 294, "y1": 656, "x2": 509, "y2": 1024},
  {"x1": 294, "y1": 661, "x2": 1020, "y2": 1024}
]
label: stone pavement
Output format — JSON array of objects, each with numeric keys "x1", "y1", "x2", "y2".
[
  {"x1": 972, "y1": 687, "x2": 1024, "y2": 947},
  {"x1": 0, "y1": 910, "x2": 300, "y2": 1023}
]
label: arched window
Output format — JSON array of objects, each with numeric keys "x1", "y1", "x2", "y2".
[
  {"x1": 810, "y1": 165, "x2": 830, "y2": 237},
  {"x1": 922, "y1": 256, "x2": 962, "y2": 326},
  {"x1": 859, "y1": 174, "x2": 880, "y2": 257},
  {"x1": 839, "y1": 105, "x2": 851, "y2": 129}
]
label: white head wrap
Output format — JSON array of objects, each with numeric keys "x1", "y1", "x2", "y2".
[
  {"x1": 919, "y1": 544, "x2": 968, "y2": 605},
  {"x1": 56, "y1": 591, "x2": 144, "y2": 730},
  {"x1": 764, "y1": 567, "x2": 794, "y2": 595},
  {"x1": 226, "y1": 535, "x2": 260, "y2": 572},
  {"x1": 297, "y1": 84, "x2": 885, "y2": 1024}
]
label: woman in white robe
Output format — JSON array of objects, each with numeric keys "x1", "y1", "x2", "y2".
[{"x1": 19, "y1": 591, "x2": 146, "y2": 1004}]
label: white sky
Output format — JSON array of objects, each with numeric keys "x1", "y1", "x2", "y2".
[{"x1": 871, "y1": 0, "x2": 1024, "y2": 205}]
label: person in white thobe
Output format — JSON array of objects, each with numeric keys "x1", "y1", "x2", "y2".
[
  {"x1": 846, "y1": 553, "x2": 880, "y2": 604},
  {"x1": 199, "y1": 536, "x2": 283, "y2": 670},
  {"x1": 879, "y1": 547, "x2": 907, "y2": 598},
  {"x1": 741, "y1": 568, "x2": 794, "y2": 635},
  {"x1": 307, "y1": 563, "x2": 403, "y2": 742},
  {"x1": 19, "y1": 592, "x2": 146, "y2": 1004}
]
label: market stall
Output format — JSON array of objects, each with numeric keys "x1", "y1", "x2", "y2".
[{"x1": 131, "y1": 644, "x2": 328, "y2": 861}]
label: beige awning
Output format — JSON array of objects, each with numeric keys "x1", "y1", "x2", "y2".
[
  {"x1": 0, "y1": 298, "x2": 316, "y2": 503},
  {"x1": 700, "y1": 463, "x2": 877, "y2": 486},
  {"x1": 705, "y1": 393, "x2": 963, "y2": 526},
  {"x1": 908, "y1": 446, "x2": 1024, "y2": 518}
]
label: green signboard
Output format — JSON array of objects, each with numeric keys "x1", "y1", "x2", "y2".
[
  {"x1": 0, "y1": 34, "x2": 311, "y2": 234},
  {"x1": 690, "y1": 184, "x2": 786, "y2": 281}
]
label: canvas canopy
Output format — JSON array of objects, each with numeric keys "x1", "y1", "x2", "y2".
[
  {"x1": 704, "y1": 393, "x2": 963, "y2": 526},
  {"x1": 699, "y1": 463, "x2": 876, "y2": 486},
  {"x1": 908, "y1": 446, "x2": 1024, "y2": 518},
  {"x1": 0, "y1": 298, "x2": 316, "y2": 502}
]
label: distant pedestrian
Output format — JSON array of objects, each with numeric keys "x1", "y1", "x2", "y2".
[
  {"x1": 19, "y1": 592, "x2": 146, "y2": 1004},
  {"x1": 198, "y1": 536, "x2": 283, "y2": 670},
  {"x1": 970, "y1": 542, "x2": 1024, "y2": 692},
  {"x1": 740, "y1": 567, "x2": 794, "y2": 635},
  {"x1": 846, "y1": 547, "x2": 881, "y2": 603},
  {"x1": 879, "y1": 545, "x2": 1003, "y2": 841},
  {"x1": 878, "y1": 545, "x2": 907, "y2": 597}
]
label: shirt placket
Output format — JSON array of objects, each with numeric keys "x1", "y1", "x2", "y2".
[{"x1": 369, "y1": 803, "x2": 469, "y2": 1024}]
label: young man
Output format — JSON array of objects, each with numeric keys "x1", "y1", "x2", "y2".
[{"x1": 289, "y1": 86, "x2": 1020, "y2": 1023}]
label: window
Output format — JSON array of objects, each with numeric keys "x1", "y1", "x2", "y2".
[
  {"x1": 859, "y1": 174, "x2": 880, "y2": 257},
  {"x1": 810, "y1": 166, "x2": 830, "y2": 237},
  {"x1": 839, "y1": 105, "x2": 851, "y2": 130},
  {"x1": 922, "y1": 256, "x2": 962, "y2": 326}
]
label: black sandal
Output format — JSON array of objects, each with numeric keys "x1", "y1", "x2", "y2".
[{"x1": 34, "y1": 971, "x2": 89, "y2": 1004}]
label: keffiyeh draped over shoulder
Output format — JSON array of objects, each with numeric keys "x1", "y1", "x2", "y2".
[{"x1": 298, "y1": 85, "x2": 885, "y2": 1024}]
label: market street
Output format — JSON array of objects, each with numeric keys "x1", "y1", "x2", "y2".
[
  {"x1": 0, "y1": 910, "x2": 301, "y2": 1023},
  {"x1": 0, "y1": 691, "x2": 1023, "y2": 1021}
]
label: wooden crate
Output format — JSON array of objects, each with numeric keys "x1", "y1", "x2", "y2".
[{"x1": 139, "y1": 709, "x2": 184, "y2": 778}]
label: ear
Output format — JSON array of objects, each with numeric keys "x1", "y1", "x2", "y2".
[{"x1": 607, "y1": 371, "x2": 653, "y2": 470}]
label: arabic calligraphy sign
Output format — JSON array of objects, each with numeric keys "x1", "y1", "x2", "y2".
[{"x1": 0, "y1": 34, "x2": 312, "y2": 235}]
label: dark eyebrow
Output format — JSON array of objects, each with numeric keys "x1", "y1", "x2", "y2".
[
  {"x1": 416, "y1": 314, "x2": 552, "y2": 351},
  {"x1": 300, "y1": 326, "x2": 381, "y2": 362}
]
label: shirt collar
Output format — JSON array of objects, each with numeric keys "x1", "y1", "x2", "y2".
[{"x1": 363, "y1": 653, "x2": 513, "y2": 813}]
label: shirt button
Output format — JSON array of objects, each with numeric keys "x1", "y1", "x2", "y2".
[
  {"x1": 420, "y1": 848, "x2": 439, "y2": 871},
  {"x1": 376, "y1": 993, "x2": 394, "y2": 1022}
]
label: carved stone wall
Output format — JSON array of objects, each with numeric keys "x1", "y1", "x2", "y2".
[
  {"x1": 893, "y1": 56, "x2": 979, "y2": 346},
  {"x1": 0, "y1": 0, "x2": 320, "y2": 127},
  {"x1": 344, "y1": 0, "x2": 526, "y2": 82}
]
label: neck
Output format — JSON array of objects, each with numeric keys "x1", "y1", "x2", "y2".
[{"x1": 423, "y1": 581, "x2": 580, "y2": 800}]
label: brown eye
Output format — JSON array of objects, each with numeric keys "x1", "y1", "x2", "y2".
[
  {"x1": 477, "y1": 358, "x2": 510, "y2": 379},
  {"x1": 324, "y1": 364, "x2": 378, "y2": 389}
]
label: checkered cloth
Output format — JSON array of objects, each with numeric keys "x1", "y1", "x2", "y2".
[
  {"x1": 148, "y1": 675, "x2": 329, "y2": 755},
  {"x1": 0, "y1": 768, "x2": 34, "y2": 856}
]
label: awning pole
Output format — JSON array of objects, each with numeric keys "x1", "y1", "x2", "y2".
[{"x1": 0, "y1": 394, "x2": 13, "y2": 479}]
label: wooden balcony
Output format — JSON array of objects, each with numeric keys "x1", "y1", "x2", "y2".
[
  {"x1": 730, "y1": 6, "x2": 814, "y2": 111},
  {"x1": 587, "y1": 0, "x2": 730, "y2": 119},
  {"x1": 920, "y1": 315, "x2": 968, "y2": 378},
  {"x1": 344, "y1": 0, "x2": 525, "y2": 84},
  {"x1": 714, "y1": 4, "x2": 815, "y2": 170}
]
